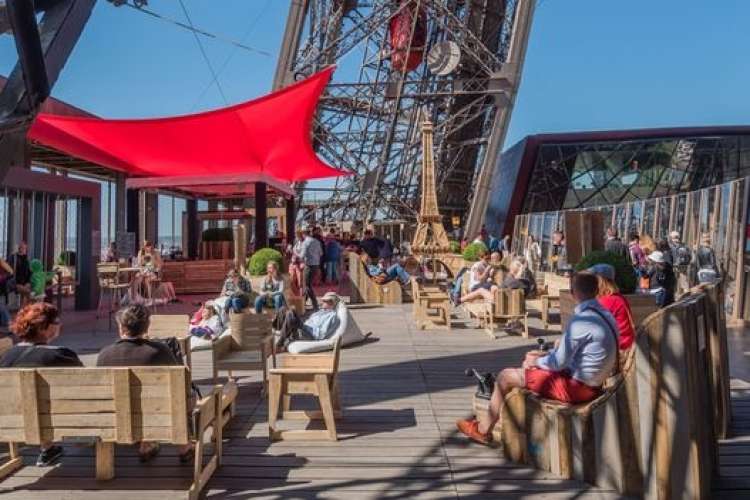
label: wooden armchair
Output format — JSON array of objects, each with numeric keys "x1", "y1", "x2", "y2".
[
  {"x1": 268, "y1": 336, "x2": 343, "y2": 441},
  {"x1": 148, "y1": 314, "x2": 192, "y2": 369},
  {"x1": 212, "y1": 311, "x2": 275, "y2": 391}
]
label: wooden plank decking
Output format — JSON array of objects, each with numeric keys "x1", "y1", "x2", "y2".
[{"x1": 0, "y1": 300, "x2": 747, "y2": 499}]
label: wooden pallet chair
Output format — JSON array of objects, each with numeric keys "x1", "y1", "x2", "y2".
[
  {"x1": 212, "y1": 310, "x2": 275, "y2": 392},
  {"x1": 347, "y1": 253, "x2": 403, "y2": 305},
  {"x1": 148, "y1": 314, "x2": 192, "y2": 370},
  {"x1": 96, "y1": 263, "x2": 130, "y2": 330},
  {"x1": 475, "y1": 290, "x2": 723, "y2": 497},
  {"x1": 474, "y1": 340, "x2": 642, "y2": 495},
  {"x1": 490, "y1": 288, "x2": 529, "y2": 339},
  {"x1": 540, "y1": 272, "x2": 569, "y2": 329},
  {"x1": 0, "y1": 366, "x2": 231, "y2": 500},
  {"x1": 267, "y1": 336, "x2": 343, "y2": 441},
  {"x1": 0, "y1": 337, "x2": 11, "y2": 358},
  {"x1": 410, "y1": 278, "x2": 451, "y2": 330}
]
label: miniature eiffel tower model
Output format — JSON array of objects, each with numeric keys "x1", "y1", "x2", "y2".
[{"x1": 411, "y1": 118, "x2": 451, "y2": 256}]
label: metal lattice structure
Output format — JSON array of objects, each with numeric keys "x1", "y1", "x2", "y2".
[{"x1": 274, "y1": 0, "x2": 536, "y2": 235}]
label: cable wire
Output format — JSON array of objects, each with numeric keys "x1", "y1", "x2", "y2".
[
  {"x1": 191, "y1": 0, "x2": 273, "y2": 110},
  {"x1": 177, "y1": 0, "x2": 228, "y2": 105},
  {"x1": 118, "y1": 1, "x2": 271, "y2": 57}
]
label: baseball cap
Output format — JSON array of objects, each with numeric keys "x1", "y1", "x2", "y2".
[{"x1": 586, "y1": 263, "x2": 615, "y2": 282}]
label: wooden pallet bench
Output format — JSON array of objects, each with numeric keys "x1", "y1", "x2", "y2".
[
  {"x1": 473, "y1": 286, "x2": 728, "y2": 498},
  {"x1": 0, "y1": 366, "x2": 236, "y2": 500},
  {"x1": 347, "y1": 253, "x2": 403, "y2": 305}
]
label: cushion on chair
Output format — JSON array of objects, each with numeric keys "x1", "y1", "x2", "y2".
[
  {"x1": 287, "y1": 301, "x2": 365, "y2": 354},
  {"x1": 189, "y1": 327, "x2": 231, "y2": 351}
]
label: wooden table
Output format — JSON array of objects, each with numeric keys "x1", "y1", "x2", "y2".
[{"x1": 415, "y1": 291, "x2": 452, "y2": 330}]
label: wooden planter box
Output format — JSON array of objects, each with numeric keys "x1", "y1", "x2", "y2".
[{"x1": 560, "y1": 290, "x2": 658, "y2": 329}]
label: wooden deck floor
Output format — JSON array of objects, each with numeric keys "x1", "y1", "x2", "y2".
[
  {"x1": 0, "y1": 300, "x2": 747, "y2": 499},
  {"x1": 713, "y1": 326, "x2": 750, "y2": 498}
]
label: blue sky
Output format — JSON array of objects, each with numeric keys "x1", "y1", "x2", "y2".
[
  {"x1": 3, "y1": 0, "x2": 750, "y2": 243},
  {"x1": 2, "y1": 0, "x2": 746, "y2": 147}
]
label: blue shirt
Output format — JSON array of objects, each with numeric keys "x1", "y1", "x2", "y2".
[
  {"x1": 300, "y1": 236, "x2": 323, "y2": 266},
  {"x1": 301, "y1": 308, "x2": 340, "y2": 341},
  {"x1": 536, "y1": 299, "x2": 618, "y2": 387}
]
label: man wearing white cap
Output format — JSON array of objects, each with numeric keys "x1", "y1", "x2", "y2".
[
  {"x1": 645, "y1": 251, "x2": 676, "y2": 308},
  {"x1": 275, "y1": 292, "x2": 341, "y2": 350}
]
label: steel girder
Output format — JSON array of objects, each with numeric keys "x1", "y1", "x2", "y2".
[
  {"x1": 275, "y1": 0, "x2": 528, "y2": 229},
  {"x1": 0, "y1": 0, "x2": 97, "y2": 183}
]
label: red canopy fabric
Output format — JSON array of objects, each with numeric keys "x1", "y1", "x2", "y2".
[{"x1": 28, "y1": 67, "x2": 343, "y2": 187}]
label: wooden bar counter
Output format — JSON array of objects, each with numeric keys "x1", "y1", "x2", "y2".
[{"x1": 161, "y1": 259, "x2": 235, "y2": 295}]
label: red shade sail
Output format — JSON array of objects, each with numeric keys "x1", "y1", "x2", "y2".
[{"x1": 28, "y1": 67, "x2": 343, "y2": 193}]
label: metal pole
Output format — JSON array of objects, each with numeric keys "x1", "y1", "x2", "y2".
[{"x1": 465, "y1": 0, "x2": 537, "y2": 238}]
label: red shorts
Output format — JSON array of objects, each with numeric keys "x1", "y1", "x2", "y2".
[{"x1": 524, "y1": 368, "x2": 601, "y2": 404}]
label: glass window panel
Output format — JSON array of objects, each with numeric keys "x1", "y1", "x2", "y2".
[
  {"x1": 673, "y1": 194, "x2": 687, "y2": 236},
  {"x1": 656, "y1": 197, "x2": 672, "y2": 240},
  {"x1": 628, "y1": 202, "x2": 642, "y2": 236},
  {"x1": 613, "y1": 204, "x2": 627, "y2": 239},
  {"x1": 642, "y1": 199, "x2": 656, "y2": 238}
]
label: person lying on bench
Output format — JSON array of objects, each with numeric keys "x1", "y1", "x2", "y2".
[
  {"x1": 1, "y1": 303, "x2": 82, "y2": 466},
  {"x1": 457, "y1": 249, "x2": 498, "y2": 305},
  {"x1": 275, "y1": 292, "x2": 341, "y2": 350},
  {"x1": 366, "y1": 258, "x2": 410, "y2": 286},
  {"x1": 456, "y1": 272, "x2": 618, "y2": 445},
  {"x1": 97, "y1": 304, "x2": 194, "y2": 463}
]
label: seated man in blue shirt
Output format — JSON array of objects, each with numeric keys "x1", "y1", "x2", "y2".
[
  {"x1": 457, "y1": 271, "x2": 618, "y2": 445},
  {"x1": 275, "y1": 292, "x2": 341, "y2": 350},
  {"x1": 299, "y1": 292, "x2": 341, "y2": 341},
  {"x1": 366, "y1": 258, "x2": 410, "y2": 286}
]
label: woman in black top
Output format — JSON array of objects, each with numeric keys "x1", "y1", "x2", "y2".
[
  {"x1": 1, "y1": 303, "x2": 82, "y2": 466},
  {"x1": 8, "y1": 241, "x2": 32, "y2": 307},
  {"x1": 96, "y1": 304, "x2": 191, "y2": 463}
]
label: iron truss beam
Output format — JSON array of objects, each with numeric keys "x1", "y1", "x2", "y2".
[
  {"x1": 0, "y1": 0, "x2": 97, "y2": 183},
  {"x1": 275, "y1": 0, "x2": 535, "y2": 231}
]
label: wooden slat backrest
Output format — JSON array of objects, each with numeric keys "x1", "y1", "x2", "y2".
[
  {"x1": 545, "y1": 272, "x2": 570, "y2": 297},
  {"x1": 229, "y1": 311, "x2": 271, "y2": 350},
  {"x1": 0, "y1": 337, "x2": 12, "y2": 357},
  {"x1": 96, "y1": 262, "x2": 120, "y2": 288},
  {"x1": 0, "y1": 366, "x2": 190, "y2": 445},
  {"x1": 149, "y1": 314, "x2": 190, "y2": 340},
  {"x1": 495, "y1": 288, "x2": 526, "y2": 316}
]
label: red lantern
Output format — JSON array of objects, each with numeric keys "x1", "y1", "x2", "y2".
[{"x1": 389, "y1": 1, "x2": 427, "y2": 73}]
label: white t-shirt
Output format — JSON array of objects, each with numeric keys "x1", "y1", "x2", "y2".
[{"x1": 469, "y1": 261, "x2": 488, "y2": 290}]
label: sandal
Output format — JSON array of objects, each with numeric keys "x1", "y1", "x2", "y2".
[{"x1": 138, "y1": 443, "x2": 160, "y2": 463}]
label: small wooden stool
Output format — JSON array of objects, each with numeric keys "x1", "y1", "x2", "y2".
[{"x1": 268, "y1": 336, "x2": 342, "y2": 441}]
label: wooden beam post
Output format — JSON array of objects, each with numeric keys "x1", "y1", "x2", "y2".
[{"x1": 255, "y1": 182, "x2": 268, "y2": 250}]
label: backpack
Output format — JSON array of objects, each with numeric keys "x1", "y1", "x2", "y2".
[{"x1": 674, "y1": 245, "x2": 692, "y2": 267}]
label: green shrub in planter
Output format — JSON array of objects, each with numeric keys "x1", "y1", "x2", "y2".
[
  {"x1": 247, "y1": 248, "x2": 283, "y2": 276},
  {"x1": 462, "y1": 241, "x2": 488, "y2": 262},
  {"x1": 574, "y1": 250, "x2": 637, "y2": 294},
  {"x1": 449, "y1": 240, "x2": 461, "y2": 254}
]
